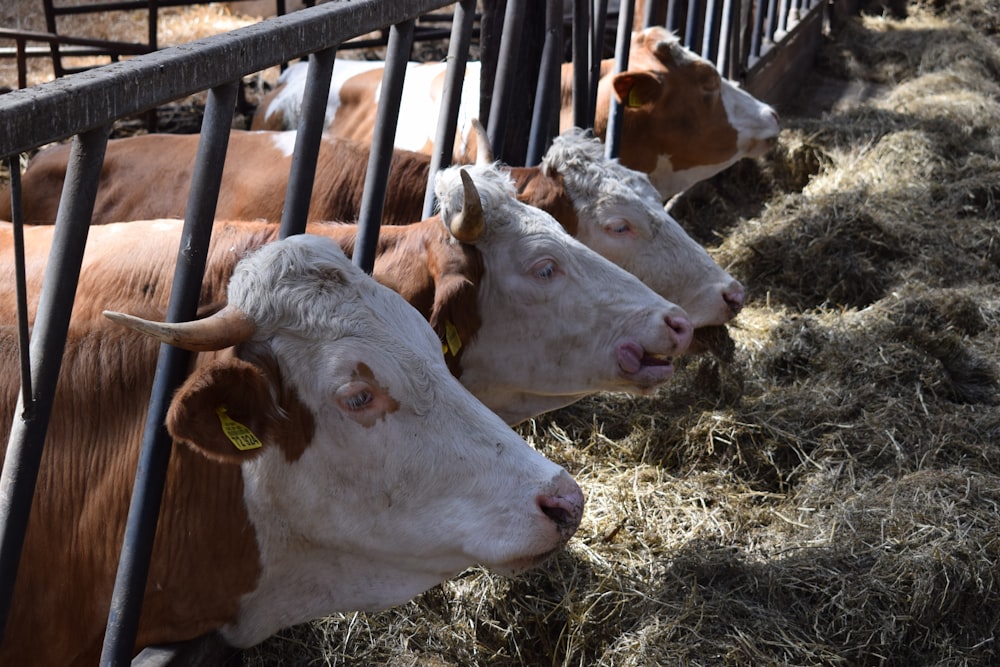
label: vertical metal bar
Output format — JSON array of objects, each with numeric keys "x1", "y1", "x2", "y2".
[
  {"x1": 777, "y1": 0, "x2": 790, "y2": 35},
  {"x1": 642, "y1": 0, "x2": 660, "y2": 27},
  {"x1": 750, "y1": 0, "x2": 765, "y2": 58},
  {"x1": 485, "y1": 0, "x2": 526, "y2": 163},
  {"x1": 666, "y1": 0, "x2": 680, "y2": 32},
  {"x1": 280, "y1": 48, "x2": 336, "y2": 239},
  {"x1": 0, "y1": 126, "x2": 108, "y2": 639},
  {"x1": 572, "y1": 0, "x2": 590, "y2": 129},
  {"x1": 701, "y1": 0, "x2": 717, "y2": 60},
  {"x1": 6, "y1": 157, "x2": 32, "y2": 416},
  {"x1": 764, "y1": 0, "x2": 778, "y2": 45},
  {"x1": 14, "y1": 38, "x2": 27, "y2": 89},
  {"x1": 423, "y1": 0, "x2": 476, "y2": 218},
  {"x1": 684, "y1": 0, "x2": 699, "y2": 47},
  {"x1": 354, "y1": 20, "x2": 415, "y2": 275},
  {"x1": 587, "y1": 0, "x2": 608, "y2": 123},
  {"x1": 99, "y1": 80, "x2": 239, "y2": 667},
  {"x1": 716, "y1": 0, "x2": 734, "y2": 73},
  {"x1": 148, "y1": 0, "x2": 159, "y2": 51},
  {"x1": 526, "y1": 0, "x2": 565, "y2": 166},
  {"x1": 604, "y1": 0, "x2": 634, "y2": 160}
]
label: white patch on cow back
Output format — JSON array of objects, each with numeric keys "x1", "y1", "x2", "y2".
[
  {"x1": 267, "y1": 60, "x2": 386, "y2": 130},
  {"x1": 393, "y1": 62, "x2": 482, "y2": 155},
  {"x1": 265, "y1": 130, "x2": 298, "y2": 157}
]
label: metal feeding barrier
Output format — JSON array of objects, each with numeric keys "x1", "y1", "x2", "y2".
[{"x1": 0, "y1": 0, "x2": 829, "y2": 663}]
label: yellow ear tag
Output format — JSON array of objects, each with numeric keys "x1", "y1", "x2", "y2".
[
  {"x1": 627, "y1": 87, "x2": 643, "y2": 108},
  {"x1": 443, "y1": 320, "x2": 463, "y2": 356},
  {"x1": 215, "y1": 406, "x2": 263, "y2": 451}
]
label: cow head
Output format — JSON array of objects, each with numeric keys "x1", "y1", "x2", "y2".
[
  {"x1": 601, "y1": 26, "x2": 780, "y2": 199},
  {"x1": 541, "y1": 128, "x2": 745, "y2": 330},
  {"x1": 106, "y1": 235, "x2": 583, "y2": 648},
  {"x1": 434, "y1": 165, "x2": 694, "y2": 425}
]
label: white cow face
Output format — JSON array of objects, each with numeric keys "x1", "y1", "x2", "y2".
[
  {"x1": 435, "y1": 165, "x2": 694, "y2": 425},
  {"x1": 544, "y1": 130, "x2": 746, "y2": 329},
  {"x1": 156, "y1": 236, "x2": 583, "y2": 648}
]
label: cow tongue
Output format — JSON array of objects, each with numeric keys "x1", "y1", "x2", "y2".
[{"x1": 617, "y1": 341, "x2": 672, "y2": 374}]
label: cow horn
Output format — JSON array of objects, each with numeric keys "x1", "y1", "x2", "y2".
[
  {"x1": 471, "y1": 118, "x2": 494, "y2": 165},
  {"x1": 103, "y1": 304, "x2": 257, "y2": 352},
  {"x1": 448, "y1": 169, "x2": 485, "y2": 243}
]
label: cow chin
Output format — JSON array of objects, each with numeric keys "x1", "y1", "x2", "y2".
[{"x1": 488, "y1": 547, "x2": 563, "y2": 577}]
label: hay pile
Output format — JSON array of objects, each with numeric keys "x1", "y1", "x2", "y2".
[{"x1": 240, "y1": 1, "x2": 1000, "y2": 665}]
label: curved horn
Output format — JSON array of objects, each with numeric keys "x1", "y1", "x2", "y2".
[
  {"x1": 471, "y1": 118, "x2": 494, "y2": 165},
  {"x1": 103, "y1": 304, "x2": 257, "y2": 352},
  {"x1": 448, "y1": 169, "x2": 485, "y2": 244}
]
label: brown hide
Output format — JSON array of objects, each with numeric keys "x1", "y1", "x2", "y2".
[
  {"x1": 0, "y1": 131, "x2": 577, "y2": 235},
  {"x1": 0, "y1": 327, "x2": 262, "y2": 666},
  {"x1": 0, "y1": 217, "x2": 484, "y2": 376},
  {"x1": 568, "y1": 31, "x2": 739, "y2": 176}
]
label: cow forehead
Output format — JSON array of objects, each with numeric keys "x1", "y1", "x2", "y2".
[
  {"x1": 226, "y1": 235, "x2": 444, "y2": 365},
  {"x1": 541, "y1": 131, "x2": 664, "y2": 228}
]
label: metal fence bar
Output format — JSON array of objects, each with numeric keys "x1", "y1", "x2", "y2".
[
  {"x1": 281, "y1": 47, "x2": 337, "y2": 239},
  {"x1": 604, "y1": 0, "x2": 635, "y2": 160},
  {"x1": 6, "y1": 161, "x2": 31, "y2": 416},
  {"x1": 526, "y1": 0, "x2": 564, "y2": 166},
  {"x1": 99, "y1": 79, "x2": 240, "y2": 666},
  {"x1": 0, "y1": 126, "x2": 109, "y2": 637},
  {"x1": 571, "y1": 0, "x2": 590, "y2": 128},
  {"x1": 354, "y1": 19, "x2": 415, "y2": 275},
  {"x1": 423, "y1": 0, "x2": 476, "y2": 218},
  {"x1": 485, "y1": 0, "x2": 526, "y2": 164},
  {"x1": 587, "y1": 0, "x2": 608, "y2": 123}
]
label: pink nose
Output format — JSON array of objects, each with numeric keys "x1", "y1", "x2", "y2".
[
  {"x1": 537, "y1": 472, "x2": 585, "y2": 541},
  {"x1": 723, "y1": 280, "x2": 746, "y2": 317},
  {"x1": 665, "y1": 311, "x2": 693, "y2": 353}
]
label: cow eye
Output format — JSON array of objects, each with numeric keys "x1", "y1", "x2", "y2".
[
  {"x1": 345, "y1": 390, "x2": 373, "y2": 410},
  {"x1": 341, "y1": 388, "x2": 374, "y2": 411},
  {"x1": 531, "y1": 259, "x2": 559, "y2": 280},
  {"x1": 606, "y1": 220, "x2": 633, "y2": 235}
]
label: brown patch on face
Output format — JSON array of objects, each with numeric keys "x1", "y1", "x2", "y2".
[
  {"x1": 240, "y1": 342, "x2": 316, "y2": 463},
  {"x1": 510, "y1": 167, "x2": 580, "y2": 237}
]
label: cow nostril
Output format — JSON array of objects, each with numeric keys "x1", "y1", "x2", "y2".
[
  {"x1": 665, "y1": 312, "x2": 693, "y2": 344},
  {"x1": 537, "y1": 492, "x2": 583, "y2": 536},
  {"x1": 723, "y1": 285, "x2": 745, "y2": 316}
]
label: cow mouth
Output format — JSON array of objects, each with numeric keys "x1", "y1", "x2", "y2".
[
  {"x1": 493, "y1": 547, "x2": 562, "y2": 576},
  {"x1": 617, "y1": 341, "x2": 675, "y2": 386}
]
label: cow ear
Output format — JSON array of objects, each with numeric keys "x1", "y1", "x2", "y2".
[
  {"x1": 167, "y1": 358, "x2": 281, "y2": 464},
  {"x1": 612, "y1": 71, "x2": 662, "y2": 108},
  {"x1": 429, "y1": 272, "x2": 482, "y2": 367}
]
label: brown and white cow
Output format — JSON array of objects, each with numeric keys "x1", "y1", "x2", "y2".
[
  {"x1": 0, "y1": 164, "x2": 692, "y2": 425},
  {"x1": 0, "y1": 233, "x2": 584, "y2": 665},
  {"x1": 251, "y1": 26, "x2": 780, "y2": 199},
  {"x1": 1, "y1": 128, "x2": 743, "y2": 330}
]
